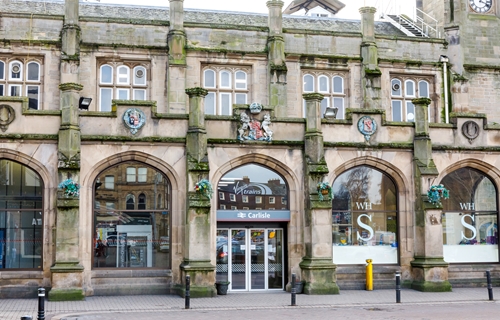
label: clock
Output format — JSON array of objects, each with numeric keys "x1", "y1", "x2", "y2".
[{"x1": 469, "y1": 0, "x2": 493, "y2": 13}]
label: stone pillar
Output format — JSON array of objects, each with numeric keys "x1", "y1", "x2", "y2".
[
  {"x1": 299, "y1": 93, "x2": 340, "y2": 295},
  {"x1": 167, "y1": 0, "x2": 187, "y2": 113},
  {"x1": 359, "y1": 7, "x2": 382, "y2": 109},
  {"x1": 178, "y1": 88, "x2": 216, "y2": 298},
  {"x1": 50, "y1": 0, "x2": 84, "y2": 301},
  {"x1": 411, "y1": 98, "x2": 451, "y2": 292},
  {"x1": 267, "y1": 0, "x2": 288, "y2": 117}
]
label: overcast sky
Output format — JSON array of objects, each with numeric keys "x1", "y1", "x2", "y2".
[{"x1": 93, "y1": 0, "x2": 415, "y2": 20}]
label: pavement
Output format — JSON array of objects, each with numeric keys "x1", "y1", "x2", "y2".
[{"x1": 0, "y1": 287, "x2": 498, "y2": 320}]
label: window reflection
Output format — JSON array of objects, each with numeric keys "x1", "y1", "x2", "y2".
[{"x1": 93, "y1": 162, "x2": 171, "y2": 269}]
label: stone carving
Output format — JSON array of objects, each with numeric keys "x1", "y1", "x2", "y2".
[
  {"x1": 462, "y1": 120, "x2": 479, "y2": 144},
  {"x1": 0, "y1": 104, "x2": 15, "y2": 132},
  {"x1": 123, "y1": 108, "x2": 146, "y2": 135},
  {"x1": 357, "y1": 116, "x2": 377, "y2": 141},
  {"x1": 237, "y1": 103, "x2": 273, "y2": 142},
  {"x1": 58, "y1": 151, "x2": 81, "y2": 169},
  {"x1": 430, "y1": 214, "x2": 440, "y2": 225}
]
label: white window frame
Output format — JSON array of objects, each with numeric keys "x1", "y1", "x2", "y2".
[
  {"x1": 219, "y1": 192, "x2": 225, "y2": 200},
  {"x1": 9, "y1": 60, "x2": 23, "y2": 81},
  {"x1": 126, "y1": 167, "x2": 136, "y2": 182},
  {"x1": 391, "y1": 76, "x2": 433, "y2": 123},
  {"x1": 229, "y1": 194, "x2": 236, "y2": 202},
  {"x1": 105, "y1": 175, "x2": 115, "y2": 189},
  {"x1": 302, "y1": 72, "x2": 347, "y2": 119},
  {"x1": 26, "y1": 85, "x2": 40, "y2": 109},
  {"x1": 117, "y1": 65, "x2": 130, "y2": 85},
  {"x1": 138, "y1": 167, "x2": 148, "y2": 182},
  {"x1": 26, "y1": 62, "x2": 40, "y2": 82},
  {"x1": 269, "y1": 197, "x2": 275, "y2": 204},
  {"x1": 133, "y1": 66, "x2": 147, "y2": 86},
  {"x1": 242, "y1": 195, "x2": 249, "y2": 203},
  {"x1": 256, "y1": 196, "x2": 262, "y2": 204},
  {"x1": 100, "y1": 64, "x2": 113, "y2": 84}
]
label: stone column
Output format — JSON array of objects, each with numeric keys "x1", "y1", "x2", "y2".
[
  {"x1": 411, "y1": 98, "x2": 451, "y2": 292},
  {"x1": 178, "y1": 88, "x2": 216, "y2": 298},
  {"x1": 359, "y1": 7, "x2": 382, "y2": 109},
  {"x1": 267, "y1": 0, "x2": 288, "y2": 117},
  {"x1": 167, "y1": 0, "x2": 187, "y2": 113},
  {"x1": 299, "y1": 93, "x2": 339, "y2": 294},
  {"x1": 50, "y1": 0, "x2": 84, "y2": 301}
]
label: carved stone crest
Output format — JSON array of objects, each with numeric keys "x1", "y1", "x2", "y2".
[
  {"x1": 0, "y1": 104, "x2": 16, "y2": 132},
  {"x1": 357, "y1": 116, "x2": 377, "y2": 141},
  {"x1": 462, "y1": 120, "x2": 479, "y2": 144},
  {"x1": 123, "y1": 108, "x2": 146, "y2": 135},
  {"x1": 58, "y1": 151, "x2": 81, "y2": 169},
  {"x1": 238, "y1": 103, "x2": 273, "y2": 142}
]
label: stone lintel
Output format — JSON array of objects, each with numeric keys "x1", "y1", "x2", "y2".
[{"x1": 59, "y1": 83, "x2": 83, "y2": 92}]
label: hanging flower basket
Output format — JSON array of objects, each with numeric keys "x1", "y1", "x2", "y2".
[
  {"x1": 195, "y1": 179, "x2": 213, "y2": 199},
  {"x1": 317, "y1": 182, "x2": 333, "y2": 201},
  {"x1": 58, "y1": 179, "x2": 80, "y2": 197},
  {"x1": 427, "y1": 184, "x2": 449, "y2": 206}
]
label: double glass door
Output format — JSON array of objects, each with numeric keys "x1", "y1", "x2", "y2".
[{"x1": 216, "y1": 228, "x2": 283, "y2": 291}]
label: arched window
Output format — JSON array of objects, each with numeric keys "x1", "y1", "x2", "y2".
[
  {"x1": 318, "y1": 75, "x2": 329, "y2": 93},
  {"x1": 418, "y1": 80, "x2": 429, "y2": 98},
  {"x1": 0, "y1": 159, "x2": 44, "y2": 269},
  {"x1": 441, "y1": 167, "x2": 498, "y2": 263},
  {"x1": 100, "y1": 65, "x2": 113, "y2": 84},
  {"x1": 9, "y1": 60, "x2": 23, "y2": 81},
  {"x1": 220, "y1": 70, "x2": 231, "y2": 88},
  {"x1": 303, "y1": 74, "x2": 314, "y2": 92},
  {"x1": 94, "y1": 161, "x2": 171, "y2": 269},
  {"x1": 26, "y1": 62, "x2": 40, "y2": 82},
  {"x1": 203, "y1": 69, "x2": 216, "y2": 88},
  {"x1": 405, "y1": 80, "x2": 415, "y2": 97},
  {"x1": 332, "y1": 166, "x2": 398, "y2": 264}
]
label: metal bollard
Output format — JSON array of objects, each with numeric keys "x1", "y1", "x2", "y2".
[
  {"x1": 21, "y1": 316, "x2": 33, "y2": 320},
  {"x1": 37, "y1": 288, "x2": 45, "y2": 320},
  {"x1": 185, "y1": 275, "x2": 190, "y2": 309},
  {"x1": 395, "y1": 271, "x2": 401, "y2": 303},
  {"x1": 291, "y1": 273, "x2": 296, "y2": 306},
  {"x1": 486, "y1": 270, "x2": 494, "y2": 301},
  {"x1": 366, "y1": 259, "x2": 373, "y2": 291}
]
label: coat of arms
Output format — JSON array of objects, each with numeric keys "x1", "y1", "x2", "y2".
[
  {"x1": 123, "y1": 108, "x2": 146, "y2": 134},
  {"x1": 357, "y1": 116, "x2": 377, "y2": 141},
  {"x1": 237, "y1": 103, "x2": 273, "y2": 142}
]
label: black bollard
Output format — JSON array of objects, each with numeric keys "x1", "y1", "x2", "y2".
[
  {"x1": 395, "y1": 272, "x2": 401, "y2": 303},
  {"x1": 291, "y1": 273, "x2": 296, "y2": 306},
  {"x1": 486, "y1": 270, "x2": 494, "y2": 301},
  {"x1": 185, "y1": 275, "x2": 190, "y2": 309},
  {"x1": 37, "y1": 288, "x2": 45, "y2": 320},
  {"x1": 21, "y1": 316, "x2": 33, "y2": 320}
]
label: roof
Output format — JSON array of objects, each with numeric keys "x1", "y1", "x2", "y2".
[{"x1": 283, "y1": 0, "x2": 346, "y2": 15}]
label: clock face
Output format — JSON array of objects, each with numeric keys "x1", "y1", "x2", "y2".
[{"x1": 470, "y1": 0, "x2": 493, "y2": 13}]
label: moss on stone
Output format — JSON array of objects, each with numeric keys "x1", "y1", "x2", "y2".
[
  {"x1": 48, "y1": 288, "x2": 85, "y2": 301},
  {"x1": 81, "y1": 135, "x2": 186, "y2": 143}
]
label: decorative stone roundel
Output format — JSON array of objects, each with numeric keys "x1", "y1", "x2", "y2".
[
  {"x1": 123, "y1": 108, "x2": 146, "y2": 135},
  {"x1": 357, "y1": 116, "x2": 377, "y2": 141},
  {"x1": 462, "y1": 120, "x2": 479, "y2": 144},
  {"x1": 0, "y1": 104, "x2": 16, "y2": 132}
]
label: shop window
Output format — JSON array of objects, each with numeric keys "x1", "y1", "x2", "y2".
[
  {"x1": 98, "y1": 62, "x2": 149, "y2": 111},
  {"x1": 0, "y1": 159, "x2": 44, "y2": 269},
  {"x1": 0, "y1": 59, "x2": 42, "y2": 109},
  {"x1": 302, "y1": 72, "x2": 347, "y2": 119},
  {"x1": 391, "y1": 76, "x2": 431, "y2": 122},
  {"x1": 94, "y1": 161, "x2": 171, "y2": 269},
  {"x1": 441, "y1": 167, "x2": 499, "y2": 263},
  {"x1": 332, "y1": 166, "x2": 398, "y2": 265},
  {"x1": 202, "y1": 66, "x2": 250, "y2": 115}
]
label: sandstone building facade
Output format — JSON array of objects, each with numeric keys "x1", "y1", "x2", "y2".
[{"x1": 0, "y1": 0, "x2": 499, "y2": 299}]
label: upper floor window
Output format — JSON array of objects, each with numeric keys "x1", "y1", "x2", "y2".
[
  {"x1": 303, "y1": 73, "x2": 346, "y2": 119},
  {"x1": 202, "y1": 66, "x2": 249, "y2": 115},
  {"x1": 0, "y1": 59, "x2": 42, "y2": 109},
  {"x1": 126, "y1": 167, "x2": 148, "y2": 183},
  {"x1": 104, "y1": 176, "x2": 115, "y2": 189},
  {"x1": 391, "y1": 77, "x2": 431, "y2": 122},
  {"x1": 98, "y1": 63, "x2": 148, "y2": 111}
]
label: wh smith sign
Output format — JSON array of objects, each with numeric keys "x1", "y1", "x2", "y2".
[{"x1": 217, "y1": 210, "x2": 290, "y2": 222}]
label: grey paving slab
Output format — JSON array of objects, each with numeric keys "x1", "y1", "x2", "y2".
[{"x1": 0, "y1": 288, "x2": 498, "y2": 320}]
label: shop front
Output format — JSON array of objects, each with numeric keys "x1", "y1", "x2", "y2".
[{"x1": 215, "y1": 164, "x2": 289, "y2": 291}]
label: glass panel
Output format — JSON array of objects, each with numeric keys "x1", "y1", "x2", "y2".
[
  {"x1": 117, "y1": 89, "x2": 129, "y2": 100},
  {"x1": 133, "y1": 89, "x2": 146, "y2": 100},
  {"x1": 320, "y1": 98, "x2": 328, "y2": 118},
  {"x1": 332, "y1": 166, "x2": 398, "y2": 264},
  {"x1": 10, "y1": 85, "x2": 21, "y2": 96},
  {"x1": 267, "y1": 229, "x2": 283, "y2": 289},
  {"x1": 235, "y1": 71, "x2": 247, "y2": 89},
  {"x1": 117, "y1": 66, "x2": 129, "y2": 84},
  {"x1": 220, "y1": 71, "x2": 231, "y2": 88},
  {"x1": 204, "y1": 69, "x2": 215, "y2": 88},
  {"x1": 406, "y1": 101, "x2": 415, "y2": 122},
  {"x1": 218, "y1": 164, "x2": 288, "y2": 210},
  {"x1": 126, "y1": 167, "x2": 136, "y2": 182},
  {"x1": 94, "y1": 162, "x2": 171, "y2": 269},
  {"x1": 391, "y1": 79, "x2": 401, "y2": 96},
  {"x1": 235, "y1": 93, "x2": 247, "y2": 104},
  {"x1": 100, "y1": 88, "x2": 112, "y2": 112},
  {"x1": 104, "y1": 176, "x2": 114, "y2": 189},
  {"x1": 0, "y1": 84, "x2": 3, "y2": 96},
  {"x1": 333, "y1": 76, "x2": 344, "y2": 93},
  {"x1": 392, "y1": 100, "x2": 402, "y2": 121},
  {"x1": 204, "y1": 92, "x2": 216, "y2": 115},
  {"x1": 303, "y1": 74, "x2": 314, "y2": 92},
  {"x1": 419, "y1": 80, "x2": 429, "y2": 98},
  {"x1": 231, "y1": 229, "x2": 246, "y2": 290},
  {"x1": 220, "y1": 93, "x2": 231, "y2": 115},
  {"x1": 27, "y1": 62, "x2": 40, "y2": 81},
  {"x1": 138, "y1": 168, "x2": 147, "y2": 182},
  {"x1": 250, "y1": 229, "x2": 265, "y2": 289},
  {"x1": 333, "y1": 97, "x2": 344, "y2": 119},
  {"x1": 133, "y1": 66, "x2": 146, "y2": 85},
  {"x1": 405, "y1": 80, "x2": 415, "y2": 97},
  {"x1": 27, "y1": 85, "x2": 39, "y2": 110},
  {"x1": 216, "y1": 229, "x2": 229, "y2": 283},
  {"x1": 0, "y1": 61, "x2": 4, "y2": 79},
  {"x1": 10, "y1": 62, "x2": 22, "y2": 80},
  {"x1": 100, "y1": 65, "x2": 113, "y2": 84},
  {"x1": 318, "y1": 76, "x2": 328, "y2": 92}
]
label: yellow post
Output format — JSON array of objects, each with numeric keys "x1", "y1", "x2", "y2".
[{"x1": 366, "y1": 259, "x2": 373, "y2": 291}]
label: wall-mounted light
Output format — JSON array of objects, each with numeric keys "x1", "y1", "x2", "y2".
[
  {"x1": 324, "y1": 106, "x2": 338, "y2": 119},
  {"x1": 79, "y1": 97, "x2": 92, "y2": 110}
]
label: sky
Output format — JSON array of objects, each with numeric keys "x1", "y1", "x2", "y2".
[{"x1": 90, "y1": 0, "x2": 416, "y2": 20}]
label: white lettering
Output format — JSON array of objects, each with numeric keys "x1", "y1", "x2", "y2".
[
  {"x1": 461, "y1": 214, "x2": 477, "y2": 241},
  {"x1": 357, "y1": 214, "x2": 374, "y2": 242},
  {"x1": 237, "y1": 212, "x2": 247, "y2": 219},
  {"x1": 459, "y1": 203, "x2": 475, "y2": 211},
  {"x1": 233, "y1": 182, "x2": 262, "y2": 195},
  {"x1": 32, "y1": 218, "x2": 37, "y2": 226},
  {"x1": 248, "y1": 212, "x2": 271, "y2": 219},
  {"x1": 355, "y1": 202, "x2": 373, "y2": 210}
]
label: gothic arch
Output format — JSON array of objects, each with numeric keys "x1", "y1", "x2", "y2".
[
  {"x1": 437, "y1": 159, "x2": 500, "y2": 187},
  {"x1": 0, "y1": 148, "x2": 53, "y2": 188}
]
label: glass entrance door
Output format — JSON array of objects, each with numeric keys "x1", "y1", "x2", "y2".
[{"x1": 216, "y1": 228, "x2": 283, "y2": 291}]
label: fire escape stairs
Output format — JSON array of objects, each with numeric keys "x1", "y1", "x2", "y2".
[{"x1": 385, "y1": 14, "x2": 428, "y2": 38}]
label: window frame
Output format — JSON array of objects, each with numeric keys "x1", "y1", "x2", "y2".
[
  {"x1": 302, "y1": 72, "x2": 347, "y2": 119},
  {"x1": 390, "y1": 75, "x2": 433, "y2": 123}
]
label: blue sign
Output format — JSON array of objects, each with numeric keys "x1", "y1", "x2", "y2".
[{"x1": 217, "y1": 210, "x2": 290, "y2": 222}]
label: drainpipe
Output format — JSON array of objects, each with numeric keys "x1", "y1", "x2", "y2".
[{"x1": 439, "y1": 55, "x2": 449, "y2": 123}]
